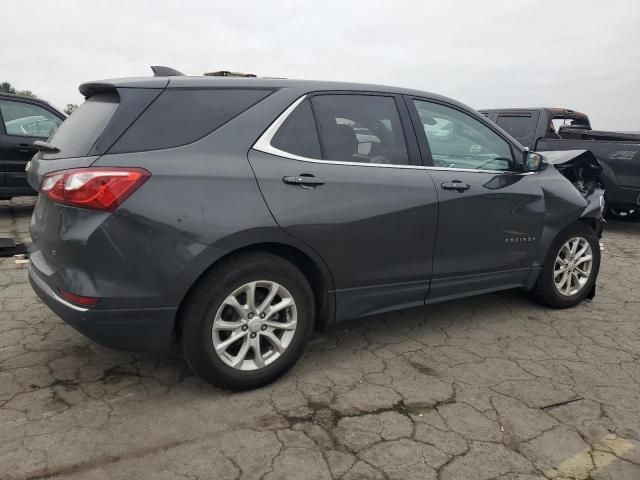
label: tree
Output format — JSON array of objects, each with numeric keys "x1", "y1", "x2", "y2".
[
  {"x1": 0, "y1": 81, "x2": 36, "y2": 98},
  {"x1": 15, "y1": 89, "x2": 35, "y2": 98},
  {"x1": 0, "y1": 82, "x2": 16, "y2": 94},
  {"x1": 64, "y1": 103, "x2": 78, "y2": 116}
]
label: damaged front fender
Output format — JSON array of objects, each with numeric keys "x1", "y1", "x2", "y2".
[
  {"x1": 525, "y1": 150, "x2": 605, "y2": 292},
  {"x1": 539, "y1": 149, "x2": 605, "y2": 236},
  {"x1": 541, "y1": 149, "x2": 603, "y2": 196},
  {"x1": 545, "y1": 151, "x2": 605, "y2": 301}
]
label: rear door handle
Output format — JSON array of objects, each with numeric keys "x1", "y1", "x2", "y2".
[
  {"x1": 283, "y1": 175, "x2": 325, "y2": 187},
  {"x1": 441, "y1": 181, "x2": 470, "y2": 192}
]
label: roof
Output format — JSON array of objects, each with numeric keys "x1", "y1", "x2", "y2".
[{"x1": 78, "y1": 75, "x2": 471, "y2": 112}]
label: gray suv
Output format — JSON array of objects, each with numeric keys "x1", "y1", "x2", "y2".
[{"x1": 27, "y1": 69, "x2": 604, "y2": 389}]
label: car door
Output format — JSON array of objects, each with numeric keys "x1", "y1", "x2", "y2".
[
  {"x1": 406, "y1": 97, "x2": 546, "y2": 302},
  {"x1": 250, "y1": 92, "x2": 439, "y2": 321},
  {"x1": 0, "y1": 98, "x2": 63, "y2": 193}
]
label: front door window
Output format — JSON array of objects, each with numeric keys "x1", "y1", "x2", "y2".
[
  {"x1": 0, "y1": 100, "x2": 62, "y2": 138},
  {"x1": 413, "y1": 100, "x2": 513, "y2": 171}
]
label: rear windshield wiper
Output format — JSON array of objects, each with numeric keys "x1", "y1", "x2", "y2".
[{"x1": 33, "y1": 140, "x2": 61, "y2": 154}]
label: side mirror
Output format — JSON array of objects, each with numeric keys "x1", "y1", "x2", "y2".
[{"x1": 523, "y1": 151, "x2": 543, "y2": 172}]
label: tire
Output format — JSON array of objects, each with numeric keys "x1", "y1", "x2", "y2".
[
  {"x1": 180, "y1": 251, "x2": 315, "y2": 390},
  {"x1": 532, "y1": 223, "x2": 600, "y2": 309},
  {"x1": 605, "y1": 204, "x2": 640, "y2": 221}
]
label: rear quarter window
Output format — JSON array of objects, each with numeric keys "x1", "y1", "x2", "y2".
[{"x1": 109, "y1": 88, "x2": 272, "y2": 153}]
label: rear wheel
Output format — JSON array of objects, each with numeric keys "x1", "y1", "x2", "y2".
[
  {"x1": 532, "y1": 223, "x2": 600, "y2": 308},
  {"x1": 180, "y1": 252, "x2": 314, "y2": 389}
]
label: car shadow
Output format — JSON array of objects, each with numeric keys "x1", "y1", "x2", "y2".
[{"x1": 38, "y1": 287, "x2": 538, "y2": 397}]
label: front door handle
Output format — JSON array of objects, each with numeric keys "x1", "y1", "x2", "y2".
[
  {"x1": 441, "y1": 181, "x2": 470, "y2": 192},
  {"x1": 18, "y1": 143, "x2": 33, "y2": 153},
  {"x1": 283, "y1": 175, "x2": 325, "y2": 188}
]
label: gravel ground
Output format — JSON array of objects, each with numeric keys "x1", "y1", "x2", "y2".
[{"x1": 0, "y1": 196, "x2": 639, "y2": 480}]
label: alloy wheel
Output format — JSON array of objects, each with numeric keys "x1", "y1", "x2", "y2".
[
  {"x1": 553, "y1": 237, "x2": 593, "y2": 296},
  {"x1": 212, "y1": 281, "x2": 297, "y2": 371}
]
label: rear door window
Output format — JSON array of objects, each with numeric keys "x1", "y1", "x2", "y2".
[
  {"x1": 311, "y1": 94, "x2": 409, "y2": 165},
  {"x1": 0, "y1": 99, "x2": 62, "y2": 138},
  {"x1": 109, "y1": 88, "x2": 272, "y2": 153},
  {"x1": 496, "y1": 114, "x2": 531, "y2": 139},
  {"x1": 45, "y1": 93, "x2": 119, "y2": 158}
]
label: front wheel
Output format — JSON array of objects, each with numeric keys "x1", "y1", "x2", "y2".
[
  {"x1": 532, "y1": 223, "x2": 601, "y2": 309},
  {"x1": 180, "y1": 252, "x2": 314, "y2": 389}
]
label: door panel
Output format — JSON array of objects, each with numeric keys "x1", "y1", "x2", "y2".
[
  {"x1": 0, "y1": 134, "x2": 39, "y2": 189},
  {"x1": 0, "y1": 98, "x2": 63, "y2": 193},
  {"x1": 426, "y1": 170, "x2": 545, "y2": 301},
  {"x1": 249, "y1": 150, "x2": 438, "y2": 320},
  {"x1": 406, "y1": 97, "x2": 545, "y2": 301}
]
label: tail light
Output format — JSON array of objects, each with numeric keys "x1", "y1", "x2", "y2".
[{"x1": 40, "y1": 168, "x2": 150, "y2": 211}]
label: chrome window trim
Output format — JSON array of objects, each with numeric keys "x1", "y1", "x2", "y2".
[{"x1": 252, "y1": 95, "x2": 535, "y2": 176}]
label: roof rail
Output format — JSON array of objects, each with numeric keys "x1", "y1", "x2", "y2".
[{"x1": 150, "y1": 66, "x2": 185, "y2": 77}]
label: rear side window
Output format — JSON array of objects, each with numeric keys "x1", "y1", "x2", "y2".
[
  {"x1": 109, "y1": 88, "x2": 272, "y2": 153},
  {"x1": 311, "y1": 94, "x2": 409, "y2": 165},
  {"x1": 496, "y1": 114, "x2": 531, "y2": 139},
  {"x1": 45, "y1": 93, "x2": 119, "y2": 158},
  {"x1": 271, "y1": 99, "x2": 321, "y2": 159}
]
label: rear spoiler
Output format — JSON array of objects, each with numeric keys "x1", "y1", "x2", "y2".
[
  {"x1": 79, "y1": 78, "x2": 169, "y2": 98},
  {"x1": 79, "y1": 66, "x2": 183, "y2": 97}
]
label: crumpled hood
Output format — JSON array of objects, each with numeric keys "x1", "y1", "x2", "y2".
[
  {"x1": 541, "y1": 150, "x2": 603, "y2": 197},
  {"x1": 541, "y1": 149, "x2": 599, "y2": 166}
]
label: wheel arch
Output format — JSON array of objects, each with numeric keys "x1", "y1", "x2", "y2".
[
  {"x1": 577, "y1": 217, "x2": 601, "y2": 235},
  {"x1": 174, "y1": 240, "x2": 336, "y2": 340},
  {"x1": 526, "y1": 218, "x2": 600, "y2": 289}
]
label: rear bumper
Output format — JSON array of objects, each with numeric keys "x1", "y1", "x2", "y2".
[{"x1": 29, "y1": 263, "x2": 177, "y2": 352}]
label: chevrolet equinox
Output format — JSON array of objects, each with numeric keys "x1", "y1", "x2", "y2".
[{"x1": 27, "y1": 68, "x2": 604, "y2": 389}]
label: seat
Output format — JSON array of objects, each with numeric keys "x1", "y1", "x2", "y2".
[{"x1": 323, "y1": 123, "x2": 359, "y2": 162}]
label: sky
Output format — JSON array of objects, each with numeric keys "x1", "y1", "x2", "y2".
[{"x1": 2, "y1": 0, "x2": 639, "y2": 130}]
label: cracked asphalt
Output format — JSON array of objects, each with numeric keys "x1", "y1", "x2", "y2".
[{"x1": 1, "y1": 197, "x2": 639, "y2": 480}]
